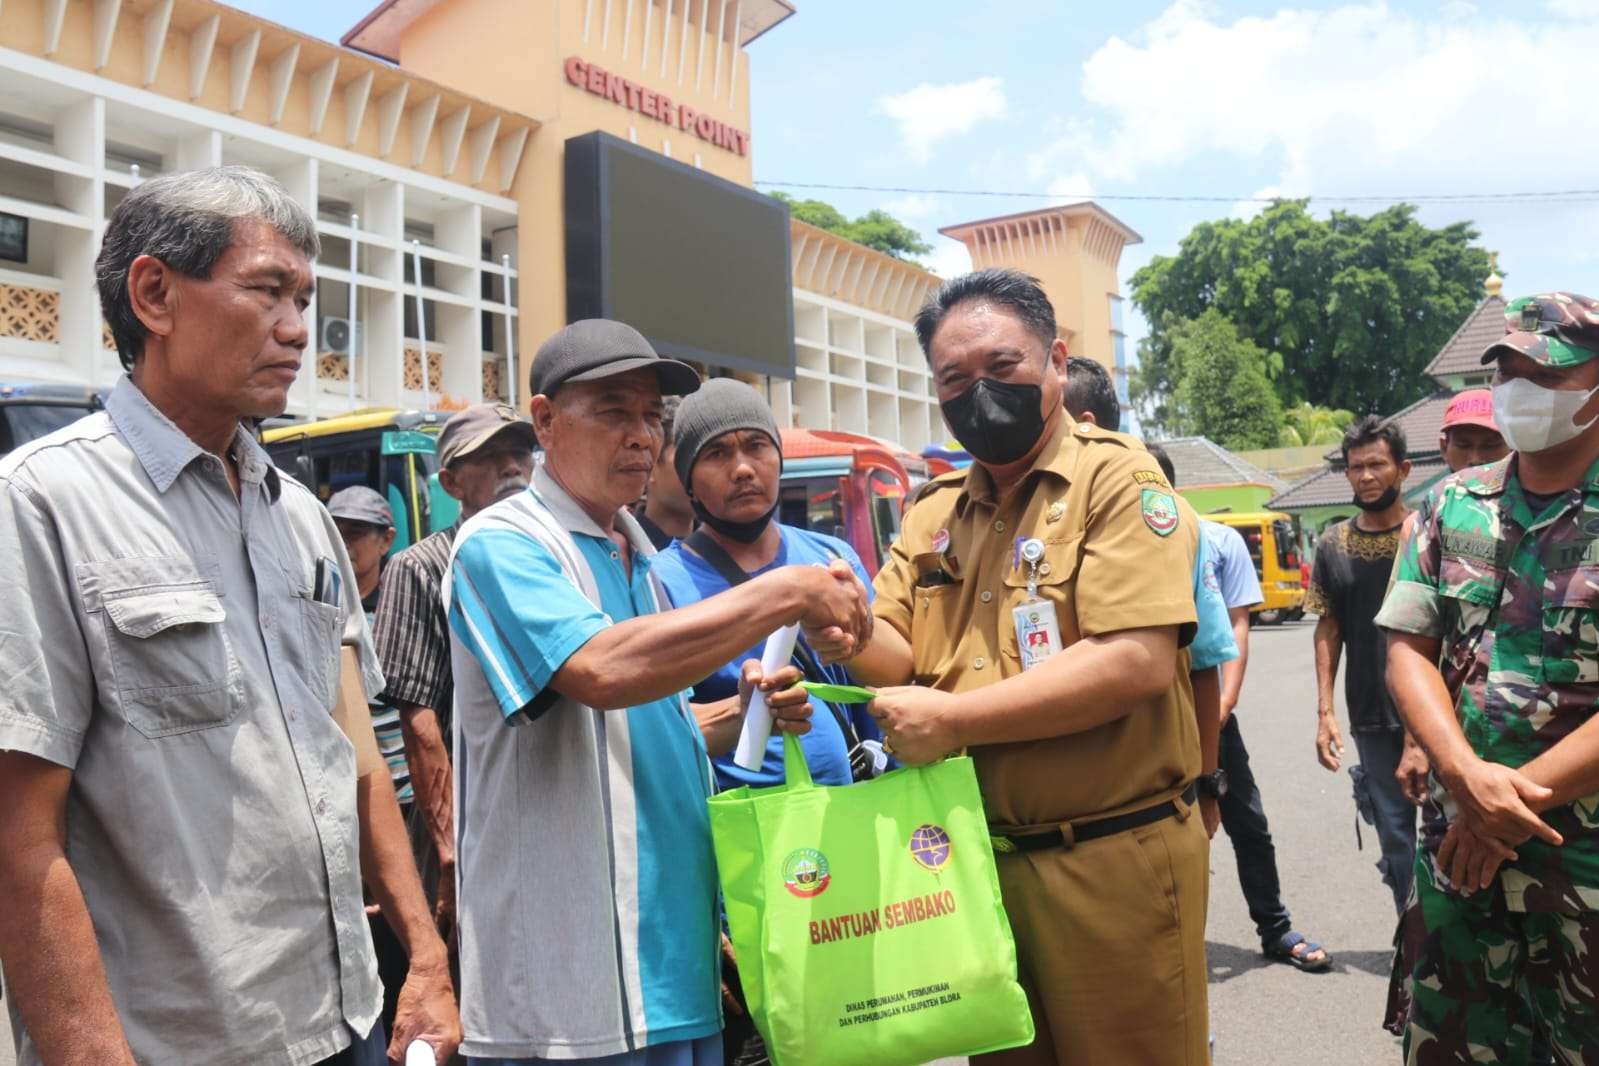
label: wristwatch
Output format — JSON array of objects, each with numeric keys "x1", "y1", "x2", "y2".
[{"x1": 1196, "y1": 769, "x2": 1229, "y2": 799}]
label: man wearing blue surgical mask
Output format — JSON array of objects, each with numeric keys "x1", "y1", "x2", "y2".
[{"x1": 1381, "y1": 292, "x2": 1599, "y2": 1062}]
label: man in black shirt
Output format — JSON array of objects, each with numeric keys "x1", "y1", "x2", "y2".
[{"x1": 1309, "y1": 415, "x2": 1413, "y2": 914}]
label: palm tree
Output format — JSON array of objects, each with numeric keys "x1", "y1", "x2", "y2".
[{"x1": 1278, "y1": 402, "x2": 1356, "y2": 447}]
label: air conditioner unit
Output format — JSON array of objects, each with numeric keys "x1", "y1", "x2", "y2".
[{"x1": 319, "y1": 317, "x2": 363, "y2": 356}]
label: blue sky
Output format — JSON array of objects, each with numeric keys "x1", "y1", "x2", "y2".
[{"x1": 240, "y1": 0, "x2": 1599, "y2": 397}]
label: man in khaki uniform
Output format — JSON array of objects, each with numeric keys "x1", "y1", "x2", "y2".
[{"x1": 815, "y1": 269, "x2": 1208, "y2": 1065}]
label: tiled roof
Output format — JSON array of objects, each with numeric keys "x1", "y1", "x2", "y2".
[
  {"x1": 1320, "y1": 391, "x2": 1454, "y2": 463},
  {"x1": 1424, "y1": 295, "x2": 1507, "y2": 381},
  {"x1": 1150, "y1": 436, "x2": 1287, "y2": 492},
  {"x1": 1383, "y1": 391, "x2": 1453, "y2": 459},
  {"x1": 1270, "y1": 458, "x2": 1448, "y2": 510}
]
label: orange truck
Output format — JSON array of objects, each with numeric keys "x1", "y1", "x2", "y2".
[{"x1": 777, "y1": 428, "x2": 936, "y2": 577}]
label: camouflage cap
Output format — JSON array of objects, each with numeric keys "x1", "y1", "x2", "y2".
[{"x1": 1480, "y1": 292, "x2": 1599, "y2": 368}]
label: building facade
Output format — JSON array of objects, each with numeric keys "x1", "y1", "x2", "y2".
[
  {"x1": 0, "y1": 0, "x2": 1133, "y2": 453},
  {"x1": 940, "y1": 203, "x2": 1140, "y2": 406}
]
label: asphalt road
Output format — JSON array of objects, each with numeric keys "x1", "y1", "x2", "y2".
[
  {"x1": 1205, "y1": 618, "x2": 1402, "y2": 1066},
  {"x1": 0, "y1": 620, "x2": 1401, "y2": 1066}
]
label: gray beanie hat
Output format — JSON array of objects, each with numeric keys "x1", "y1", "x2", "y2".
[{"x1": 672, "y1": 378, "x2": 782, "y2": 491}]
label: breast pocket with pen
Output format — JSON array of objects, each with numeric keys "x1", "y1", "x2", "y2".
[
  {"x1": 293, "y1": 556, "x2": 346, "y2": 711},
  {"x1": 910, "y1": 550, "x2": 962, "y2": 684}
]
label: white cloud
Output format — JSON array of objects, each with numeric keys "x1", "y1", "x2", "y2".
[
  {"x1": 1547, "y1": 0, "x2": 1599, "y2": 15},
  {"x1": 1232, "y1": 184, "x2": 1284, "y2": 220},
  {"x1": 1064, "y1": 2, "x2": 1599, "y2": 191},
  {"x1": 1045, "y1": 171, "x2": 1096, "y2": 204},
  {"x1": 922, "y1": 237, "x2": 973, "y2": 280},
  {"x1": 882, "y1": 193, "x2": 945, "y2": 219},
  {"x1": 874, "y1": 77, "x2": 1007, "y2": 164},
  {"x1": 1038, "y1": 2, "x2": 1599, "y2": 296}
]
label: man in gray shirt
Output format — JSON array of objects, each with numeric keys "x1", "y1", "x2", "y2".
[{"x1": 0, "y1": 167, "x2": 460, "y2": 1066}]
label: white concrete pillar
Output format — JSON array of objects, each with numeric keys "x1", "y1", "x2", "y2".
[{"x1": 53, "y1": 95, "x2": 105, "y2": 388}]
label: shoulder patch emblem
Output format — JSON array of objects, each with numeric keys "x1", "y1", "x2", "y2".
[
  {"x1": 1133, "y1": 469, "x2": 1170, "y2": 488},
  {"x1": 1141, "y1": 488, "x2": 1180, "y2": 537}
]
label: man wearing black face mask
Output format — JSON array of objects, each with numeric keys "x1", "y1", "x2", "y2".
[
  {"x1": 810, "y1": 268, "x2": 1209, "y2": 1065},
  {"x1": 1307, "y1": 415, "x2": 1415, "y2": 915},
  {"x1": 652, "y1": 378, "x2": 888, "y2": 793}
]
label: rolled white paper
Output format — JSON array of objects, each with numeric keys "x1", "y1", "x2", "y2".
[
  {"x1": 405, "y1": 1040, "x2": 436, "y2": 1066},
  {"x1": 733, "y1": 623, "x2": 800, "y2": 771}
]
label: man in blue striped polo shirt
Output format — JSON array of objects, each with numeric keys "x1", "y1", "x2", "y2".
[{"x1": 445, "y1": 320, "x2": 874, "y2": 1066}]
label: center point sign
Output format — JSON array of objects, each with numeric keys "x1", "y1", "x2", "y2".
[{"x1": 564, "y1": 56, "x2": 750, "y2": 157}]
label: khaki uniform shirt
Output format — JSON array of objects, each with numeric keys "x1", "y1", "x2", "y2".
[
  {"x1": 873, "y1": 418, "x2": 1201, "y2": 827},
  {"x1": 0, "y1": 378, "x2": 383, "y2": 1066}
]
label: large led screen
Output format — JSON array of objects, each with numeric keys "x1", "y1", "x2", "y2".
[{"x1": 565, "y1": 131, "x2": 795, "y2": 379}]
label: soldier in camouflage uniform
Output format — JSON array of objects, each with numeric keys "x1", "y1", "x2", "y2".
[{"x1": 1380, "y1": 292, "x2": 1599, "y2": 1064}]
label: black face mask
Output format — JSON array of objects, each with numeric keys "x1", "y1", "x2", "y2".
[
  {"x1": 942, "y1": 378, "x2": 1047, "y2": 466},
  {"x1": 691, "y1": 496, "x2": 778, "y2": 543},
  {"x1": 1353, "y1": 486, "x2": 1400, "y2": 513}
]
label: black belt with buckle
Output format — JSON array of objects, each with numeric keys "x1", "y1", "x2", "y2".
[{"x1": 990, "y1": 783, "x2": 1199, "y2": 854}]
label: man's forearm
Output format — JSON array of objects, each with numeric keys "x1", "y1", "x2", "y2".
[
  {"x1": 949, "y1": 626, "x2": 1180, "y2": 748},
  {"x1": 556, "y1": 569, "x2": 844, "y2": 710},
  {"x1": 397, "y1": 704, "x2": 455, "y2": 868},
  {"x1": 0, "y1": 843, "x2": 133, "y2": 1064},
  {"x1": 1520, "y1": 712, "x2": 1599, "y2": 811},
  {"x1": 1220, "y1": 608, "x2": 1249, "y2": 714},
  {"x1": 358, "y1": 769, "x2": 447, "y2": 969},
  {"x1": 692, "y1": 695, "x2": 743, "y2": 757},
  {"x1": 846, "y1": 622, "x2": 914, "y2": 687},
  {"x1": 1313, "y1": 618, "x2": 1342, "y2": 713},
  {"x1": 1192, "y1": 666, "x2": 1221, "y2": 773},
  {"x1": 1386, "y1": 632, "x2": 1477, "y2": 780}
]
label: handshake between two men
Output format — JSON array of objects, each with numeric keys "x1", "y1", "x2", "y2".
[
  {"x1": 717, "y1": 559, "x2": 876, "y2": 753},
  {"x1": 546, "y1": 554, "x2": 873, "y2": 755}
]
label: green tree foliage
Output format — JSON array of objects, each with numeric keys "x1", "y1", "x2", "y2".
[
  {"x1": 1167, "y1": 310, "x2": 1284, "y2": 450},
  {"x1": 1279, "y1": 402, "x2": 1356, "y2": 447},
  {"x1": 770, "y1": 192, "x2": 932, "y2": 261},
  {"x1": 1129, "y1": 201, "x2": 1494, "y2": 431}
]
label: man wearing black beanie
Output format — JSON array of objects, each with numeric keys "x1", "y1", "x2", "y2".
[{"x1": 655, "y1": 378, "x2": 889, "y2": 791}]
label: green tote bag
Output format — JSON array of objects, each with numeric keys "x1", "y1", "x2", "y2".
[{"x1": 708, "y1": 736, "x2": 1034, "y2": 1066}]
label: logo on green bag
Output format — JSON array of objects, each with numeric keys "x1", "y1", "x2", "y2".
[
  {"x1": 909, "y1": 824, "x2": 953, "y2": 871},
  {"x1": 782, "y1": 848, "x2": 832, "y2": 898}
]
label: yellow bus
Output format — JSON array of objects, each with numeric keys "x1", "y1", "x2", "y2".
[
  {"x1": 261, "y1": 409, "x2": 459, "y2": 555},
  {"x1": 1206, "y1": 510, "x2": 1307, "y2": 625}
]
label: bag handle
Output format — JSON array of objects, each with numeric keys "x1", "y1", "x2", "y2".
[{"x1": 782, "y1": 732, "x2": 817, "y2": 791}]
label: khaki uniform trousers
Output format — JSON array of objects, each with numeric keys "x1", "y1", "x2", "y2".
[{"x1": 978, "y1": 803, "x2": 1211, "y2": 1066}]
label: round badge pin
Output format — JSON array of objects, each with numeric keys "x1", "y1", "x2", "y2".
[{"x1": 931, "y1": 528, "x2": 951, "y2": 554}]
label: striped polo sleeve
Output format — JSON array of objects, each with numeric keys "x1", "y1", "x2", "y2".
[{"x1": 447, "y1": 527, "x2": 609, "y2": 719}]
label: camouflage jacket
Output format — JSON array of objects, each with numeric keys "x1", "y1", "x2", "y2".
[{"x1": 1378, "y1": 454, "x2": 1599, "y2": 913}]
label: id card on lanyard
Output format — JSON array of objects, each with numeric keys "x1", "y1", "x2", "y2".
[{"x1": 1012, "y1": 537, "x2": 1062, "y2": 671}]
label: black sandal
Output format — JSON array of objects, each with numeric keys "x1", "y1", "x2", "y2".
[{"x1": 1264, "y1": 930, "x2": 1333, "y2": 973}]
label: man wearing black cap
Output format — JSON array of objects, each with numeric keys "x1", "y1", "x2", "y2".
[
  {"x1": 443, "y1": 319, "x2": 871, "y2": 1066},
  {"x1": 371, "y1": 403, "x2": 537, "y2": 940}
]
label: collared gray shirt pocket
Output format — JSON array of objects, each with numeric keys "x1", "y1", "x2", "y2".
[
  {"x1": 294, "y1": 589, "x2": 343, "y2": 712},
  {"x1": 77, "y1": 555, "x2": 242, "y2": 738}
]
